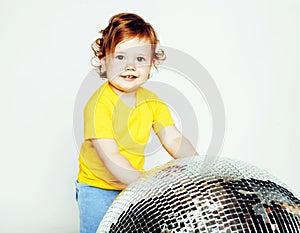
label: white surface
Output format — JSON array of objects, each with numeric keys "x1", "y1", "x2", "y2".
[{"x1": 0, "y1": 0, "x2": 299, "y2": 232}]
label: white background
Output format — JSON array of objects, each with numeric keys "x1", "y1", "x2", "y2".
[{"x1": 1, "y1": 0, "x2": 299, "y2": 232}]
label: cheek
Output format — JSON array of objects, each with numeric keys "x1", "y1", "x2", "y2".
[
  {"x1": 138, "y1": 62, "x2": 152, "y2": 72},
  {"x1": 107, "y1": 63, "x2": 124, "y2": 78},
  {"x1": 141, "y1": 66, "x2": 152, "y2": 76}
]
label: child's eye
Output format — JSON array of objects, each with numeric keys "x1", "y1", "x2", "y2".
[
  {"x1": 137, "y1": 57, "x2": 145, "y2": 62},
  {"x1": 115, "y1": 55, "x2": 125, "y2": 60}
]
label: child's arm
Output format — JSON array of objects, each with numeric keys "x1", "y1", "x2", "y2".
[
  {"x1": 156, "y1": 125, "x2": 198, "y2": 159},
  {"x1": 91, "y1": 139, "x2": 142, "y2": 185}
]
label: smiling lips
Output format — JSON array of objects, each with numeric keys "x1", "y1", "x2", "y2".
[{"x1": 121, "y1": 75, "x2": 138, "y2": 80}]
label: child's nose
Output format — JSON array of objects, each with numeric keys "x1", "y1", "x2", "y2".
[{"x1": 125, "y1": 62, "x2": 136, "y2": 71}]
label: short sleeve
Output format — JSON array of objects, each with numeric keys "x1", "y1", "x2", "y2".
[
  {"x1": 152, "y1": 98, "x2": 175, "y2": 134},
  {"x1": 84, "y1": 98, "x2": 114, "y2": 140}
]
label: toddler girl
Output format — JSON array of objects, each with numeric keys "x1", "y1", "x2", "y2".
[{"x1": 76, "y1": 12, "x2": 198, "y2": 233}]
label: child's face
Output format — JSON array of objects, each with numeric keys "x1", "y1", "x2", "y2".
[{"x1": 103, "y1": 37, "x2": 153, "y2": 93}]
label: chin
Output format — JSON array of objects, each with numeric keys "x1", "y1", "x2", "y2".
[{"x1": 109, "y1": 82, "x2": 136, "y2": 93}]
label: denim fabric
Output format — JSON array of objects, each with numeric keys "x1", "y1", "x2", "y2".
[{"x1": 75, "y1": 181, "x2": 121, "y2": 233}]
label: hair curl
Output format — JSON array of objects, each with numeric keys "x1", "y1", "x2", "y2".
[{"x1": 91, "y1": 13, "x2": 166, "y2": 78}]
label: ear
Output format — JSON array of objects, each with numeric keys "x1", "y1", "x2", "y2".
[
  {"x1": 100, "y1": 57, "x2": 106, "y2": 72},
  {"x1": 151, "y1": 58, "x2": 156, "y2": 67}
]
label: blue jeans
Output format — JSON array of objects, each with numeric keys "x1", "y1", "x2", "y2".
[{"x1": 75, "y1": 181, "x2": 121, "y2": 233}]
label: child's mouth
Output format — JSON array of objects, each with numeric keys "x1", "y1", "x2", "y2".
[{"x1": 121, "y1": 75, "x2": 137, "y2": 80}]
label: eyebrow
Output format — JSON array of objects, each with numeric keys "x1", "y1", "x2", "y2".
[
  {"x1": 114, "y1": 51, "x2": 126, "y2": 54},
  {"x1": 114, "y1": 51, "x2": 149, "y2": 57}
]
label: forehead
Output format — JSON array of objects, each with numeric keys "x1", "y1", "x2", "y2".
[{"x1": 115, "y1": 37, "x2": 152, "y2": 54}]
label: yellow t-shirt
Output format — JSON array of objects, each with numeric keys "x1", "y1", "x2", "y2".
[{"x1": 77, "y1": 82, "x2": 174, "y2": 190}]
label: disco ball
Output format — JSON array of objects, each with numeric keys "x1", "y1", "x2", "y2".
[{"x1": 97, "y1": 156, "x2": 300, "y2": 232}]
